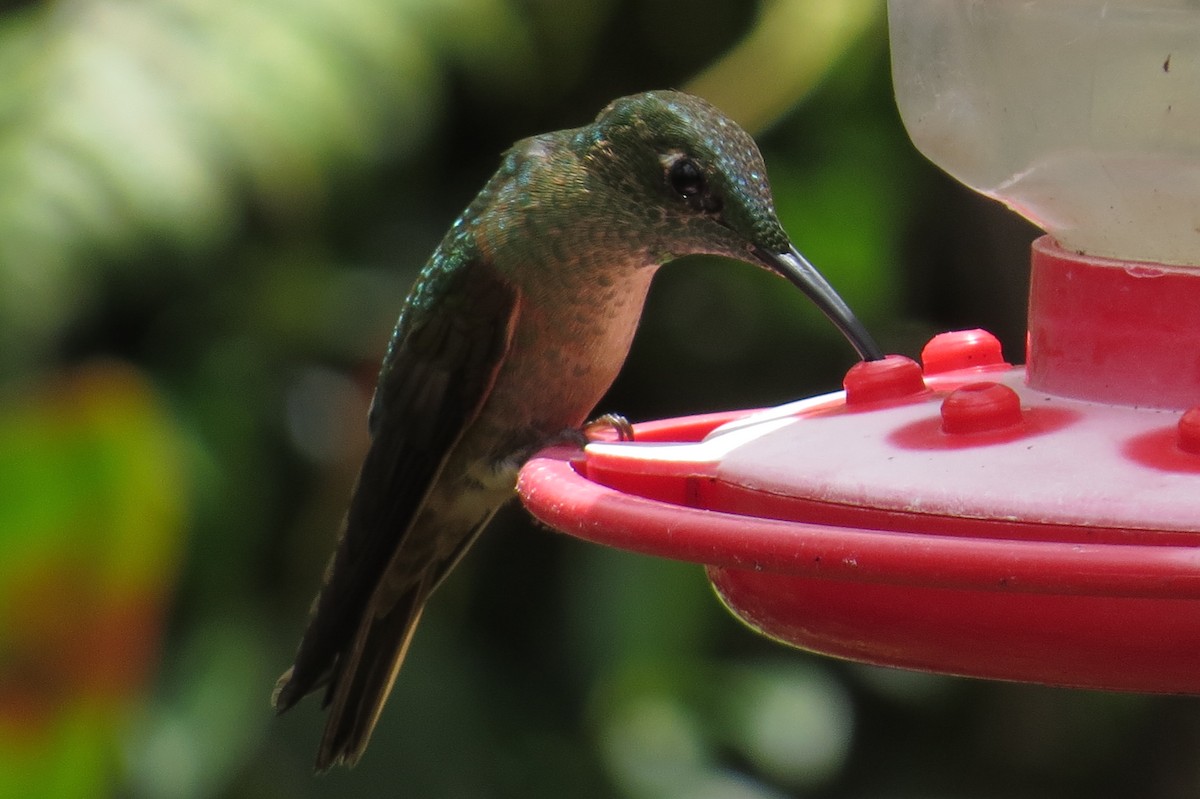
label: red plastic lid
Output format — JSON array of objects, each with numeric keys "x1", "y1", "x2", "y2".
[
  {"x1": 517, "y1": 325, "x2": 1200, "y2": 693},
  {"x1": 1028, "y1": 236, "x2": 1200, "y2": 409}
]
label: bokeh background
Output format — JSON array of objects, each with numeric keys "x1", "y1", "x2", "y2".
[{"x1": 3, "y1": 0, "x2": 1199, "y2": 797}]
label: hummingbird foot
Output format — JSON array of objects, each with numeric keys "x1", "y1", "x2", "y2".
[
  {"x1": 499, "y1": 413, "x2": 636, "y2": 470},
  {"x1": 582, "y1": 412, "x2": 635, "y2": 442}
]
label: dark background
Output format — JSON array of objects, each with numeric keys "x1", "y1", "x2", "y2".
[{"x1": 1, "y1": 1, "x2": 1196, "y2": 797}]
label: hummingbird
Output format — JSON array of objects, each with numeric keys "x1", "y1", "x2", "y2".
[{"x1": 272, "y1": 89, "x2": 882, "y2": 770}]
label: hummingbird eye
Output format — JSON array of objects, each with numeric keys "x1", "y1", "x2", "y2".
[
  {"x1": 667, "y1": 156, "x2": 722, "y2": 214},
  {"x1": 668, "y1": 157, "x2": 705, "y2": 198}
]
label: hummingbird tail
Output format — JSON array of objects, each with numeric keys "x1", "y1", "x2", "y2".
[
  {"x1": 271, "y1": 667, "x2": 302, "y2": 713},
  {"x1": 313, "y1": 583, "x2": 429, "y2": 771}
]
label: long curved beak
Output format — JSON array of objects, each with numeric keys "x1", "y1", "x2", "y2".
[{"x1": 753, "y1": 245, "x2": 883, "y2": 361}]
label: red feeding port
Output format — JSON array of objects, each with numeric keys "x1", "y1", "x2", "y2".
[{"x1": 517, "y1": 238, "x2": 1200, "y2": 693}]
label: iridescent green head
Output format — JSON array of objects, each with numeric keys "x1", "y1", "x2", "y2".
[{"x1": 575, "y1": 90, "x2": 881, "y2": 361}]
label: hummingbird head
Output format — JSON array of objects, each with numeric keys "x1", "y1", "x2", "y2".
[{"x1": 577, "y1": 90, "x2": 881, "y2": 361}]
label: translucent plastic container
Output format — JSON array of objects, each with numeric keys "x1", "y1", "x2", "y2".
[{"x1": 889, "y1": 0, "x2": 1200, "y2": 266}]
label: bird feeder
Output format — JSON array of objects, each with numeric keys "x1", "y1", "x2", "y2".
[{"x1": 517, "y1": 0, "x2": 1200, "y2": 692}]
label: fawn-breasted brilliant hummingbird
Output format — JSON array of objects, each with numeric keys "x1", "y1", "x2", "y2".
[{"x1": 273, "y1": 90, "x2": 882, "y2": 770}]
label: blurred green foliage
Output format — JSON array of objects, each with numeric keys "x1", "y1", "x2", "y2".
[{"x1": 1, "y1": 0, "x2": 1198, "y2": 797}]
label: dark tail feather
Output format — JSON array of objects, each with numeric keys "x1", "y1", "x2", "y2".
[
  {"x1": 312, "y1": 585, "x2": 429, "y2": 771},
  {"x1": 271, "y1": 667, "x2": 306, "y2": 716},
  {"x1": 271, "y1": 514, "x2": 359, "y2": 717}
]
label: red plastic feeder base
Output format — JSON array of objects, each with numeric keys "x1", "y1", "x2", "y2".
[{"x1": 517, "y1": 238, "x2": 1200, "y2": 693}]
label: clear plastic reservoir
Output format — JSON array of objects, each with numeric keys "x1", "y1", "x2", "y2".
[{"x1": 889, "y1": 0, "x2": 1200, "y2": 266}]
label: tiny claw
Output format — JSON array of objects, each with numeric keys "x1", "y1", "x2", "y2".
[{"x1": 582, "y1": 412, "x2": 635, "y2": 442}]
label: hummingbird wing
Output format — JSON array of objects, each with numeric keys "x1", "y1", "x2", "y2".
[{"x1": 272, "y1": 252, "x2": 520, "y2": 752}]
